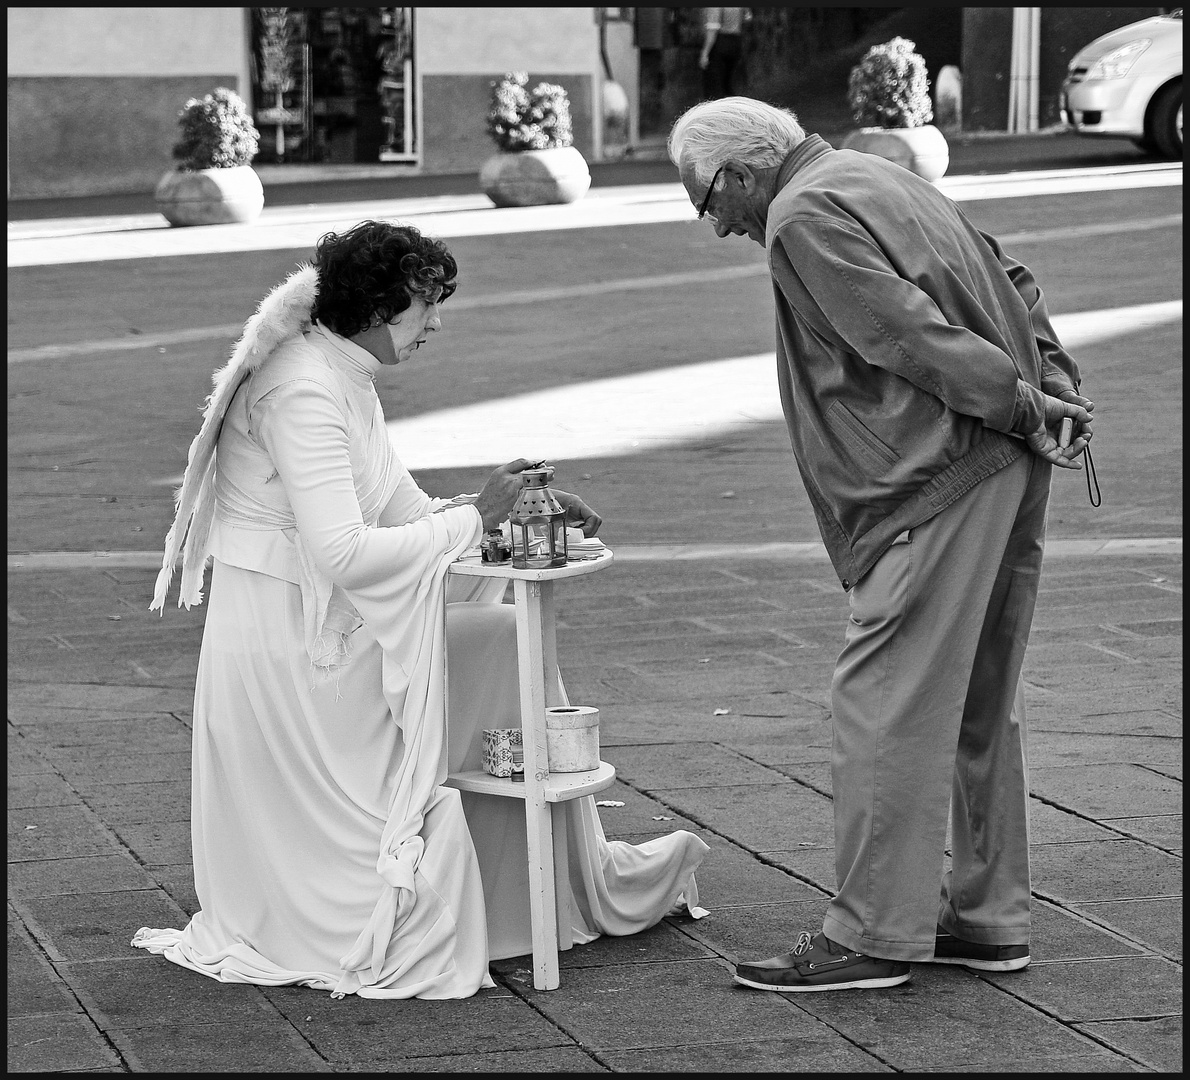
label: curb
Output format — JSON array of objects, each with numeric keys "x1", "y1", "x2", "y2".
[{"x1": 7, "y1": 538, "x2": 1183, "y2": 571}]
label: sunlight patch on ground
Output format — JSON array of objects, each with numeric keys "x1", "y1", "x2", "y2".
[{"x1": 388, "y1": 301, "x2": 1182, "y2": 470}]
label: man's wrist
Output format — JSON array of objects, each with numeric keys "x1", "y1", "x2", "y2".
[{"x1": 1010, "y1": 380, "x2": 1047, "y2": 436}]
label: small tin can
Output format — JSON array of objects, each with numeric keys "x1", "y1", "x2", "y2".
[{"x1": 480, "y1": 529, "x2": 512, "y2": 564}]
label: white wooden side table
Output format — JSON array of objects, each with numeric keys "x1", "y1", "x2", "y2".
[{"x1": 444, "y1": 547, "x2": 616, "y2": 990}]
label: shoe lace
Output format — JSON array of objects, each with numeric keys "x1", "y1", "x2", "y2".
[{"x1": 790, "y1": 931, "x2": 814, "y2": 957}]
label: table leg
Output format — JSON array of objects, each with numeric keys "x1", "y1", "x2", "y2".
[
  {"x1": 540, "y1": 581, "x2": 573, "y2": 950},
  {"x1": 513, "y1": 578, "x2": 560, "y2": 991},
  {"x1": 552, "y1": 802, "x2": 573, "y2": 952},
  {"x1": 540, "y1": 581, "x2": 563, "y2": 709}
]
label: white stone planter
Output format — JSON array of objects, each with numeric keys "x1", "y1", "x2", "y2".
[
  {"x1": 839, "y1": 125, "x2": 950, "y2": 181},
  {"x1": 479, "y1": 146, "x2": 591, "y2": 208},
  {"x1": 154, "y1": 164, "x2": 265, "y2": 227}
]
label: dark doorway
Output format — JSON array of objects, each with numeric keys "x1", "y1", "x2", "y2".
[
  {"x1": 635, "y1": 8, "x2": 705, "y2": 142},
  {"x1": 633, "y1": 7, "x2": 957, "y2": 142},
  {"x1": 251, "y1": 7, "x2": 417, "y2": 165}
]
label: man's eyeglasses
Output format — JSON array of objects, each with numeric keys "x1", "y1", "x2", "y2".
[{"x1": 697, "y1": 165, "x2": 725, "y2": 220}]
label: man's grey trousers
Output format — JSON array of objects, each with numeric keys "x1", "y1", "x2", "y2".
[{"x1": 823, "y1": 451, "x2": 1050, "y2": 961}]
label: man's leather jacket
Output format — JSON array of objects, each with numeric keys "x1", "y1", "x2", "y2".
[{"x1": 766, "y1": 136, "x2": 1081, "y2": 589}]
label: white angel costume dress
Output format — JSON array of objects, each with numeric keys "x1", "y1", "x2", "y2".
[{"x1": 133, "y1": 266, "x2": 709, "y2": 998}]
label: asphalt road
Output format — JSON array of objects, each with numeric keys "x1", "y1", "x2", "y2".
[{"x1": 7, "y1": 179, "x2": 1183, "y2": 557}]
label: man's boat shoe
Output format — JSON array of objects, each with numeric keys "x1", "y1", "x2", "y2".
[
  {"x1": 930, "y1": 927, "x2": 1030, "y2": 971},
  {"x1": 733, "y1": 931, "x2": 911, "y2": 992}
]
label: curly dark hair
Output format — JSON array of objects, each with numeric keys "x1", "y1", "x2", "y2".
[{"x1": 310, "y1": 220, "x2": 458, "y2": 338}]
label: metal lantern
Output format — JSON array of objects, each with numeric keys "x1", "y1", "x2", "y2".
[{"x1": 509, "y1": 465, "x2": 568, "y2": 569}]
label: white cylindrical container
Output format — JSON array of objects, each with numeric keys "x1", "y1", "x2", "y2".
[{"x1": 544, "y1": 706, "x2": 600, "y2": 772}]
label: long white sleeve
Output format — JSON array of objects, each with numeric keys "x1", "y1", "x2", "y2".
[
  {"x1": 252, "y1": 379, "x2": 483, "y2": 592},
  {"x1": 377, "y1": 466, "x2": 437, "y2": 526}
]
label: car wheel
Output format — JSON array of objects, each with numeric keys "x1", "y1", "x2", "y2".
[{"x1": 1149, "y1": 80, "x2": 1182, "y2": 160}]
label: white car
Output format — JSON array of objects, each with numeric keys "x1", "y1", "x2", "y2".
[{"x1": 1061, "y1": 9, "x2": 1182, "y2": 158}]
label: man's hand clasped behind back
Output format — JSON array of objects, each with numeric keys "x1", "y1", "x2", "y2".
[{"x1": 1025, "y1": 391, "x2": 1095, "y2": 470}]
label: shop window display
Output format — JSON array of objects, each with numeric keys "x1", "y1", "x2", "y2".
[{"x1": 251, "y1": 7, "x2": 416, "y2": 165}]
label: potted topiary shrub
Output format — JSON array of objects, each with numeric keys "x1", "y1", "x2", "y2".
[
  {"x1": 154, "y1": 86, "x2": 265, "y2": 227},
  {"x1": 479, "y1": 71, "x2": 591, "y2": 207},
  {"x1": 839, "y1": 37, "x2": 949, "y2": 181}
]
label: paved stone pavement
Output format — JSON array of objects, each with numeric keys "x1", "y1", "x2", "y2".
[
  {"x1": 7, "y1": 548, "x2": 1182, "y2": 1072},
  {"x1": 8, "y1": 136, "x2": 1182, "y2": 1072}
]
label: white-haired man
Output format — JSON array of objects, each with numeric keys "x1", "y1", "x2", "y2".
[{"x1": 669, "y1": 97, "x2": 1094, "y2": 992}]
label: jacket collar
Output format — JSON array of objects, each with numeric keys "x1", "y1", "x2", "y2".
[{"x1": 775, "y1": 134, "x2": 835, "y2": 192}]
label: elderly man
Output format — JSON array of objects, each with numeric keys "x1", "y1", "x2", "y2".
[{"x1": 668, "y1": 98, "x2": 1094, "y2": 992}]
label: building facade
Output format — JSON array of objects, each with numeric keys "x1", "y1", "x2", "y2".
[
  {"x1": 7, "y1": 7, "x2": 1165, "y2": 201},
  {"x1": 7, "y1": 6, "x2": 622, "y2": 199},
  {"x1": 8, "y1": 8, "x2": 253, "y2": 199}
]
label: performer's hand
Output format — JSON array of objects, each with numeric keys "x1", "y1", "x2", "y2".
[
  {"x1": 550, "y1": 489, "x2": 603, "y2": 537},
  {"x1": 473, "y1": 459, "x2": 533, "y2": 531}
]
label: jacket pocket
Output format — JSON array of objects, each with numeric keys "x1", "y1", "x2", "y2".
[{"x1": 825, "y1": 400, "x2": 901, "y2": 471}]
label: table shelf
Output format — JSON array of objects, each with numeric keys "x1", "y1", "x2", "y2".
[
  {"x1": 445, "y1": 545, "x2": 615, "y2": 990},
  {"x1": 446, "y1": 762, "x2": 616, "y2": 803}
]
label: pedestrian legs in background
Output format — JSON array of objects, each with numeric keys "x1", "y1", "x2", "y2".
[{"x1": 702, "y1": 33, "x2": 743, "y2": 98}]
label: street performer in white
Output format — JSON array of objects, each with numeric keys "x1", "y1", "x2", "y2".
[{"x1": 134, "y1": 220, "x2": 707, "y2": 998}]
